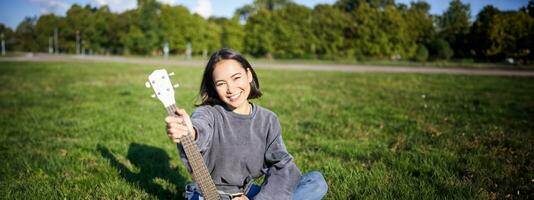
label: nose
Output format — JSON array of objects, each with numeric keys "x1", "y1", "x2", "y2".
[{"x1": 225, "y1": 82, "x2": 235, "y2": 94}]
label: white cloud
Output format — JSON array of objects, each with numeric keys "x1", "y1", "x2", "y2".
[
  {"x1": 194, "y1": 0, "x2": 212, "y2": 19},
  {"x1": 92, "y1": 0, "x2": 178, "y2": 13},
  {"x1": 92, "y1": 0, "x2": 137, "y2": 13},
  {"x1": 156, "y1": 0, "x2": 178, "y2": 6},
  {"x1": 31, "y1": 0, "x2": 69, "y2": 15}
]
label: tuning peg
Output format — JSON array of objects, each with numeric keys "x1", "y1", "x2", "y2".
[
  {"x1": 145, "y1": 81, "x2": 151, "y2": 88},
  {"x1": 173, "y1": 83, "x2": 180, "y2": 88},
  {"x1": 151, "y1": 94, "x2": 156, "y2": 98},
  {"x1": 169, "y1": 72, "x2": 175, "y2": 76}
]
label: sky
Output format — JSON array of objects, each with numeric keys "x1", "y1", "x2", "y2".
[{"x1": 0, "y1": 0, "x2": 530, "y2": 29}]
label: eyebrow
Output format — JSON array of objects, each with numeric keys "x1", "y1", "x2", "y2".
[
  {"x1": 215, "y1": 73, "x2": 241, "y2": 84},
  {"x1": 230, "y1": 73, "x2": 241, "y2": 78}
]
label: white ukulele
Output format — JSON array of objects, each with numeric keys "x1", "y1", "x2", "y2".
[{"x1": 146, "y1": 69, "x2": 220, "y2": 200}]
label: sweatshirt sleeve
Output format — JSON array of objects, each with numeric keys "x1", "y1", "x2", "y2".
[
  {"x1": 177, "y1": 106, "x2": 215, "y2": 173},
  {"x1": 254, "y1": 116, "x2": 301, "y2": 200}
]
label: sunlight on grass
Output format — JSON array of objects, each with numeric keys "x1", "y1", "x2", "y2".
[{"x1": 1, "y1": 61, "x2": 533, "y2": 199}]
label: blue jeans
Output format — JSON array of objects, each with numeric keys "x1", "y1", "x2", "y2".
[
  {"x1": 186, "y1": 171, "x2": 328, "y2": 200},
  {"x1": 246, "y1": 171, "x2": 328, "y2": 200}
]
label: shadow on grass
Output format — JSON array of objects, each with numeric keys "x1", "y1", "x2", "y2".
[{"x1": 98, "y1": 143, "x2": 187, "y2": 199}]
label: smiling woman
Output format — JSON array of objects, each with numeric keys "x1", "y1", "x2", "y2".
[
  {"x1": 212, "y1": 59, "x2": 253, "y2": 114},
  {"x1": 165, "y1": 48, "x2": 328, "y2": 200}
]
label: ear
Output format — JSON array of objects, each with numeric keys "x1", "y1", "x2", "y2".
[{"x1": 247, "y1": 68, "x2": 253, "y2": 83}]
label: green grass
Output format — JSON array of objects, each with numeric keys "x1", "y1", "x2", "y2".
[
  {"x1": 143, "y1": 55, "x2": 534, "y2": 69},
  {"x1": 35, "y1": 52, "x2": 531, "y2": 69},
  {"x1": 0, "y1": 61, "x2": 533, "y2": 199}
]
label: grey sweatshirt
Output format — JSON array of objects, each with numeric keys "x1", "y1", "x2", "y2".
[{"x1": 177, "y1": 103, "x2": 301, "y2": 200}]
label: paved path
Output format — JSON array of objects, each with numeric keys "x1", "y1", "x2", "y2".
[{"x1": 2, "y1": 53, "x2": 534, "y2": 77}]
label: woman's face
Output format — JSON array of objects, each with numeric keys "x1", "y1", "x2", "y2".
[{"x1": 212, "y1": 59, "x2": 253, "y2": 111}]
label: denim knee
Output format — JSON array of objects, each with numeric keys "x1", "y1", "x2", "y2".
[{"x1": 302, "y1": 171, "x2": 328, "y2": 196}]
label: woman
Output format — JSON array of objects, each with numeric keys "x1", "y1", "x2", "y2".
[{"x1": 165, "y1": 48, "x2": 328, "y2": 200}]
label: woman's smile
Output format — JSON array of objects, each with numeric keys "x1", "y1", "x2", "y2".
[{"x1": 228, "y1": 91, "x2": 242, "y2": 101}]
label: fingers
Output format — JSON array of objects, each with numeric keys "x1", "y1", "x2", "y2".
[
  {"x1": 167, "y1": 123, "x2": 189, "y2": 144},
  {"x1": 165, "y1": 116, "x2": 184, "y2": 124},
  {"x1": 165, "y1": 109, "x2": 192, "y2": 144},
  {"x1": 175, "y1": 108, "x2": 188, "y2": 117}
]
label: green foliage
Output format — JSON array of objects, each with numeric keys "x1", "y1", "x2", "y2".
[
  {"x1": 160, "y1": 5, "x2": 197, "y2": 53},
  {"x1": 117, "y1": 10, "x2": 140, "y2": 55},
  {"x1": 469, "y1": 5, "x2": 534, "y2": 62},
  {"x1": 1, "y1": 61, "x2": 534, "y2": 199},
  {"x1": 34, "y1": 14, "x2": 60, "y2": 52},
  {"x1": 344, "y1": 3, "x2": 383, "y2": 59},
  {"x1": 64, "y1": 4, "x2": 95, "y2": 53},
  {"x1": 244, "y1": 9, "x2": 275, "y2": 57},
  {"x1": 438, "y1": 0, "x2": 471, "y2": 58},
  {"x1": 137, "y1": 0, "x2": 162, "y2": 54},
  {"x1": 469, "y1": 5, "x2": 500, "y2": 60},
  {"x1": 404, "y1": 1, "x2": 435, "y2": 45},
  {"x1": 486, "y1": 11, "x2": 533, "y2": 61},
  {"x1": 6, "y1": 0, "x2": 534, "y2": 63},
  {"x1": 1, "y1": 23, "x2": 17, "y2": 51},
  {"x1": 429, "y1": 38, "x2": 454, "y2": 61},
  {"x1": 311, "y1": 4, "x2": 351, "y2": 59},
  {"x1": 15, "y1": 17, "x2": 38, "y2": 52},
  {"x1": 252, "y1": 0, "x2": 293, "y2": 11},
  {"x1": 335, "y1": 0, "x2": 395, "y2": 11},
  {"x1": 526, "y1": 0, "x2": 534, "y2": 18},
  {"x1": 91, "y1": 6, "x2": 114, "y2": 54},
  {"x1": 271, "y1": 3, "x2": 315, "y2": 58},
  {"x1": 122, "y1": 25, "x2": 146, "y2": 55},
  {"x1": 211, "y1": 17, "x2": 245, "y2": 53},
  {"x1": 412, "y1": 44, "x2": 429, "y2": 62}
]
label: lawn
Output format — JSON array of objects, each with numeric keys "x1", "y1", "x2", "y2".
[{"x1": 0, "y1": 61, "x2": 533, "y2": 199}]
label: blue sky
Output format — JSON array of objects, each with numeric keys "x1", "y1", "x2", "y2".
[{"x1": 0, "y1": 0, "x2": 529, "y2": 29}]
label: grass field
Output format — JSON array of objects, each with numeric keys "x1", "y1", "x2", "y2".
[{"x1": 1, "y1": 61, "x2": 533, "y2": 199}]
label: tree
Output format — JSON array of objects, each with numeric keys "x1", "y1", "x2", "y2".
[
  {"x1": 117, "y1": 10, "x2": 138, "y2": 54},
  {"x1": 413, "y1": 44, "x2": 429, "y2": 62},
  {"x1": 335, "y1": 0, "x2": 394, "y2": 12},
  {"x1": 438, "y1": 0, "x2": 471, "y2": 58},
  {"x1": 91, "y1": 6, "x2": 115, "y2": 54},
  {"x1": 343, "y1": 2, "x2": 414, "y2": 60},
  {"x1": 160, "y1": 5, "x2": 194, "y2": 54},
  {"x1": 244, "y1": 9, "x2": 275, "y2": 57},
  {"x1": 137, "y1": 0, "x2": 162, "y2": 54},
  {"x1": 404, "y1": 1, "x2": 435, "y2": 45},
  {"x1": 469, "y1": 5, "x2": 534, "y2": 62},
  {"x1": 0, "y1": 23, "x2": 16, "y2": 51},
  {"x1": 253, "y1": 0, "x2": 293, "y2": 11},
  {"x1": 35, "y1": 14, "x2": 64, "y2": 52},
  {"x1": 15, "y1": 17, "x2": 38, "y2": 52},
  {"x1": 65, "y1": 4, "x2": 95, "y2": 53},
  {"x1": 469, "y1": 5, "x2": 500, "y2": 60},
  {"x1": 428, "y1": 38, "x2": 453, "y2": 60},
  {"x1": 211, "y1": 17, "x2": 245, "y2": 53},
  {"x1": 311, "y1": 4, "x2": 351, "y2": 59},
  {"x1": 343, "y1": 2, "x2": 384, "y2": 59},
  {"x1": 270, "y1": 3, "x2": 315, "y2": 58},
  {"x1": 381, "y1": 4, "x2": 416, "y2": 59},
  {"x1": 526, "y1": 0, "x2": 534, "y2": 18},
  {"x1": 487, "y1": 11, "x2": 534, "y2": 62}
]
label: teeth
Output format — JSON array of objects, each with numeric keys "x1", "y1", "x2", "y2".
[{"x1": 229, "y1": 92, "x2": 240, "y2": 100}]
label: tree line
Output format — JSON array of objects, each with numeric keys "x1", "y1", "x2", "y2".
[{"x1": 1, "y1": 0, "x2": 533, "y2": 63}]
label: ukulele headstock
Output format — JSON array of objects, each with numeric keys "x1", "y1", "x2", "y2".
[{"x1": 146, "y1": 69, "x2": 179, "y2": 107}]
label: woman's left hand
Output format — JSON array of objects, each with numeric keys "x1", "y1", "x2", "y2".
[{"x1": 232, "y1": 195, "x2": 249, "y2": 200}]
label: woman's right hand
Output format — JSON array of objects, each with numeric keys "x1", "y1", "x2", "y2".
[{"x1": 165, "y1": 109, "x2": 195, "y2": 143}]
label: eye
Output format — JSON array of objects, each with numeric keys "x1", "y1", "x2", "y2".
[
  {"x1": 216, "y1": 82, "x2": 225, "y2": 87},
  {"x1": 233, "y1": 76, "x2": 241, "y2": 80}
]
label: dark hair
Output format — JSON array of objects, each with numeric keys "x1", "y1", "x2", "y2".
[{"x1": 197, "y1": 48, "x2": 262, "y2": 106}]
